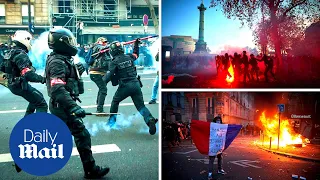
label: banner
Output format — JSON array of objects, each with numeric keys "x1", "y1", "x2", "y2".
[{"x1": 191, "y1": 120, "x2": 242, "y2": 156}]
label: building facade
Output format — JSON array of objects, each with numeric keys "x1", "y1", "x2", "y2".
[
  {"x1": 279, "y1": 92, "x2": 320, "y2": 139},
  {"x1": 0, "y1": 0, "x2": 158, "y2": 44},
  {"x1": 162, "y1": 35, "x2": 196, "y2": 56},
  {"x1": 51, "y1": 0, "x2": 159, "y2": 44},
  {"x1": 162, "y1": 92, "x2": 186, "y2": 123},
  {"x1": 0, "y1": 0, "x2": 50, "y2": 43},
  {"x1": 184, "y1": 92, "x2": 255, "y2": 125}
]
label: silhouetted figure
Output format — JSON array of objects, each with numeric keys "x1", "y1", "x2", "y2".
[
  {"x1": 241, "y1": 51, "x2": 250, "y2": 83},
  {"x1": 223, "y1": 53, "x2": 232, "y2": 78},
  {"x1": 264, "y1": 55, "x2": 276, "y2": 82},
  {"x1": 249, "y1": 54, "x2": 259, "y2": 81},
  {"x1": 230, "y1": 52, "x2": 240, "y2": 81}
]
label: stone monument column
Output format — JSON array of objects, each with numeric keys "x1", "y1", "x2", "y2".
[{"x1": 194, "y1": 2, "x2": 208, "y2": 54}]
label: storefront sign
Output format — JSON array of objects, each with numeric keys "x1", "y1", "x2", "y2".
[{"x1": 0, "y1": 26, "x2": 49, "y2": 35}]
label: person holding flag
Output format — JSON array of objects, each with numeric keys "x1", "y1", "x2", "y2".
[
  {"x1": 208, "y1": 116, "x2": 226, "y2": 179},
  {"x1": 191, "y1": 115, "x2": 242, "y2": 179}
]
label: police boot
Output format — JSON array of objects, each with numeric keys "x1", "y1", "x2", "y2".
[
  {"x1": 147, "y1": 117, "x2": 158, "y2": 135},
  {"x1": 84, "y1": 165, "x2": 110, "y2": 179},
  {"x1": 14, "y1": 163, "x2": 22, "y2": 173},
  {"x1": 107, "y1": 114, "x2": 117, "y2": 128}
]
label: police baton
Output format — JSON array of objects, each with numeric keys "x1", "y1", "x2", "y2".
[
  {"x1": 85, "y1": 112, "x2": 120, "y2": 117},
  {"x1": 72, "y1": 112, "x2": 120, "y2": 117},
  {"x1": 91, "y1": 35, "x2": 159, "y2": 57}
]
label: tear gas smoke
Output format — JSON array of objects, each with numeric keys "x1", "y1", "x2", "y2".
[
  {"x1": 28, "y1": 31, "x2": 88, "y2": 74},
  {"x1": 84, "y1": 113, "x2": 158, "y2": 136},
  {"x1": 28, "y1": 31, "x2": 52, "y2": 70}
]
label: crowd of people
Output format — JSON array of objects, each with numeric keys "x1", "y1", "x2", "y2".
[
  {"x1": 216, "y1": 51, "x2": 277, "y2": 83},
  {"x1": 75, "y1": 41, "x2": 155, "y2": 69},
  {"x1": 163, "y1": 121, "x2": 191, "y2": 152}
]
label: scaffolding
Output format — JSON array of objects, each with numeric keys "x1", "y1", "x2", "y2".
[{"x1": 49, "y1": 0, "x2": 131, "y2": 38}]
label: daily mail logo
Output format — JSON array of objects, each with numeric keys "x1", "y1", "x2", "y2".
[
  {"x1": 18, "y1": 129, "x2": 64, "y2": 159},
  {"x1": 9, "y1": 113, "x2": 73, "y2": 176}
]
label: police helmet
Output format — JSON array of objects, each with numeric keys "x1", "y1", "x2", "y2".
[
  {"x1": 109, "y1": 41, "x2": 124, "y2": 57},
  {"x1": 48, "y1": 28, "x2": 78, "y2": 56},
  {"x1": 12, "y1": 30, "x2": 33, "y2": 52}
]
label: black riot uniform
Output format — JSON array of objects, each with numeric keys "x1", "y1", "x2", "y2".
[
  {"x1": 89, "y1": 38, "x2": 111, "y2": 113},
  {"x1": 242, "y1": 51, "x2": 251, "y2": 83},
  {"x1": 103, "y1": 40, "x2": 158, "y2": 135},
  {"x1": 0, "y1": 33, "x2": 48, "y2": 173},
  {"x1": 0, "y1": 42, "x2": 47, "y2": 116},
  {"x1": 46, "y1": 28, "x2": 109, "y2": 179},
  {"x1": 249, "y1": 54, "x2": 259, "y2": 81}
]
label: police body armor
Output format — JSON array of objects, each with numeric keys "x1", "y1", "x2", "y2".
[
  {"x1": 111, "y1": 54, "x2": 139, "y2": 86},
  {"x1": 1, "y1": 49, "x2": 33, "y2": 88},
  {"x1": 90, "y1": 44, "x2": 110, "y2": 72},
  {"x1": 45, "y1": 53, "x2": 84, "y2": 98}
]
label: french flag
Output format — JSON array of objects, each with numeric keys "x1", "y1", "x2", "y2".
[{"x1": 191, "y1": 120, "x2": 242, "y2": 156}]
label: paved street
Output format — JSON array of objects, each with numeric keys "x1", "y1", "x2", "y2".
[
  {"x1": 0, "y1": 71, "x2": 159, "y2": 179},
  {"x1": 162, "y1": 137, "x2": 320, "y2": 180}
]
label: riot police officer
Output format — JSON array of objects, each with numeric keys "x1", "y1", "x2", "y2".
[
  {"x1": 0, "y1": 30, "x2": 48, "y2": 173},
  {"x1": 88, "y1": 37, "x2": 111, "y2": 113},
  {"x1": 46, "y1": 28, "x2": 109, "y2": 179},
  {"x1": 103, "y1": 40, "x2": 158, "y2": 135},
  {"x1": 0, "y1": 30, "x2": 47, "y2": 115}
]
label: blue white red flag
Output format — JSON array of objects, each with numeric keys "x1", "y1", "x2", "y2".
[{"x1": 191, "y1": 120, "x2": 242, "y2": 156}]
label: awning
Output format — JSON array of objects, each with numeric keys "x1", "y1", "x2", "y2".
[
  {"x1": 0, "y1": 25, "x2": 50, "y2": 35},
  {"x1": 82, "y1": 26, "x2": 156, "y2": 35}
]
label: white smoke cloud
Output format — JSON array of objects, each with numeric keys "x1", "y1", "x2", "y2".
[
  {"x1": 29, "y1": 31, "x2": 52, "y2": 70},
  {"x1": 84, "y1": 113, "x2": 159, "y2": 136}
]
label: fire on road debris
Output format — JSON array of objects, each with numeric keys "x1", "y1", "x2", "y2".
[{"x1": 256, "y1": 112, "x2": 309, "y2": 148}]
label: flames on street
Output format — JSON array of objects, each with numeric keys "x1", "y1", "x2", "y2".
[
  {"x1": 226, "y1": 63, "x2": 235, "y2": 83},
  {"x1": 257, "y1": 112, "x2": 309, "y2": 148}
]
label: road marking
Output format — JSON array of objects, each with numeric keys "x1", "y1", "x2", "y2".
[
  {"x1": 189, "y1": 158, "x2": 218, "y2": 165},
  {"x1": 229, "y1": 160, "x2": 262, "y2": 168},
  {"x1": 0, "y1": 101, "x2": 159, "y2": 114},
  {"x1": 174, "y1": 149, "x2": 198, "y2": 155},
  {"x1": 0, "y1": 144, "x2": 121, "y2": 163},
  {"x1": 83, "y1": 78, "x2": 155, "y2": 83}
]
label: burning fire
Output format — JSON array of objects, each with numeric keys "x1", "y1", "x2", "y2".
[
  {"x1": 226, "y1": 63, "x2": 234, "y2": 83},
  {"x1": 259, "y1": 112, "x2": 308, "y2": 147},
  {"x1": 162, "y1": 75, "x2": 175, "y2": 84}
]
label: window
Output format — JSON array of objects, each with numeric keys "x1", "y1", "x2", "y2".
[
  {"x1": 21, "y1": 4, "x2": 34, "y2": 25},
  {"x1": 58, "y1": 0, "x2": 72, "y2": 13},
  {"x1": 207, "y1": 97, "x2": 214, "y2": 114},
  {"x1": 0, "y1": 4, "x2": 5, "y2": 24},
  {"x1": 165, "y1": 51, "x2": 170, "y2": 58},
  {"x1": 167, "y1": 93, "x2": 172, "y2": 104},
  {"x1": 177, "y1": 96, "x2": 181, "y2": 107},
  {"x1": 192, "y1": 98, "x2": 198, "y2": 114},
  {"x1": 81, "y1": 0, "x2": 93, "y2": 14}
]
